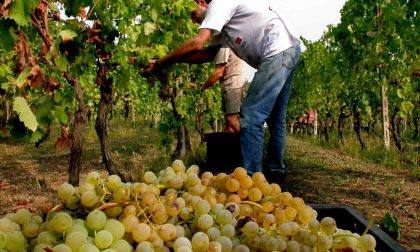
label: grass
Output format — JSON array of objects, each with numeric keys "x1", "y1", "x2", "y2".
[{"x1": 291, "y1": 131, "x2": 419, "y2": 178}]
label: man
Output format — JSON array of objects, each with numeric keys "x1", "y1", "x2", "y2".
[
  {"x1": 192, "y1": 10, "x2": 247, "y2": 133},
  {"x1": 145, "y1": 0, "x2": 301, "y2": 182},
  {"x1": 201, "y1": 46, "x2": 247, "y2": 133}
]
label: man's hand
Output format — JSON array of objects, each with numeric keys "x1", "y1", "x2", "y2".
[
  {"x1": 142, "y1": 59, "x2": 160, "y2": 75},
  {"x1": 201, "y1": 83, "x2": 210, "y2": 92}
]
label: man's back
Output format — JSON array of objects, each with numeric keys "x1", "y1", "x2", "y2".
[{"x1": 214, "y1": 47, "x2": 245, "y2": 91}]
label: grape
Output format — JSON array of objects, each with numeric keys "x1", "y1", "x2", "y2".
[
  {"x1": 206, "y1": 227, "x2": 221, "y2": 241},
  {"x1": 0, "y1": 218, "x2": 16, "y2": 232},
  {"x1": 87, "y1": 171, "x2": 101, "y2": 185},
  {"x1": 359, "y1": 234, "x2": 376, "y2": 251},
  {"x1": 172, "y1": 159, "x2": 186, "y2": 172},
  {"x1": 102, "y1": 249, "x2": 117, "y2": 252},
  {"x1": 248, "y1": 188, "x2": 262, "y2": 202},
  {"x1": 122, "y1": 215, "x2": 139, "y2": 232},
  {"x1": 315, "y1": 234, "x2": 332, "y2": 251},
  {"x1": 135, "y1": 241, "x2": 154, "y2": 252},
  {"x1": 179, "y1": 207, "x2": 192, "y2": 220},
  {"x1": 174, "y1": 237, "x2": 192, "y2": 251},
  {"x1": 94, "y1": 230, "x2": 113, "y2": 249},
  {"x1": 5, "y1": 231, "x2": 26, "y2": 251},
  {"x1": 86, "y1": 210, "x2": 107, "y2": 231},
  {"x1": 79, "y1": 183, "x2": 95, "y2": 194},
  {"x1": 105, "y1": 204, "x2": 123, "y2": 218},
  {"x1": 33, "y1": 244, "x2": 53, "y2": 252},
  {"x1": 207, "y1": 241, "x2": 222, "y2": 252},
  {"x1": 232, "y1": 244, "x2": 250, "y2": 252},
  {"x1": 159, "y1": 223, "x2": 177, "y2": 241},
  {"x1": 251, "y1": 172, "x2": 265, "y2": 183},
  {"x1": 110, "y1": 239, "x2": 132, "y2": 252},
  {"x1": 169, "y1": 175, "x2": 184, "y2": 189},
  {"x1": 66, "y1": 195, "x2": 81, "y2": 210},
  {"x1": 191, "y1": 232, "x2": 209, "y2": 251},
  {"x1": 241, "y1": 221, "x2": 259, "y2": 238},
  {"x1": 65, "y1": 231, "x2": 87, "y2": 251},
  {"x1": 79, "y1": 243, "x2": 100, "y2": 252},
  {"x1": 260, "y1": 236, "x2": 279, "y2": 252},
  {"x1": 106, "y1": 175, "x2": 123, "y2": 191},
  {"x1": 166, "y1": 202, "x2": 181, "y2": 216},
  {"x1": 221, "y1": 224, "x2": 235, "y2": 238},
  {"x1": 217, "y1": 236, "x2": 233, "y2": 252},
  {"x1": 320, "y1": 216, "x2": 337, "y2": 235},
  {"x1": 188, "y1": 184, "x2": 204, "y2": 195},
  {"x1": 287, "y1": 240, "x2": 301, "y2": 252},
  {"x1": 22, "y1": 221, "x2": 40, "y2": 238},
  {"x1": 113, "y1": 186, "x2": 131, "y2": 203},
  {"x1": 226, "y1": 178, "x2": 240, "y2": 192},
  {"x1": 186, "y1": 164, "x2": 199, "y2": 174},
  {"x1": 51, "y1": 212, "x2": 73, "y2": 233},
  {"x1": 197, "y1": 214, "x2": 214, "y2": 230},
  {"x1": 104, "y1": 219, "x2": 125, "y2": 240},
  {"x1": 285, "y1": 206, "x2": 297, "y2": 221},
  {"x1": 81, "y1": 191, "x2": 98, "y2": 207},
  {"x1": 37, "y1": 231, "x2": 57, "y2": 245},
  {"x1": 261, "y1": 201, "x2": 274, "y2": 213},
  {"x1": 175, "y1": 225, "x2": 185, "y2": 239},
  {"x1": 132, "y1": 223, "x2": 151, "y2": 242},
  {"x1": 14, "y1": 208, "x2": 32, "y2": 225},
  {"x1": 53, "y1": 244, "x2": 72, "y2": 252},
  {"x1": 215, "y1": 210, "x2": 233, "y2": 225},
  {"x1": 308, "y1": 219, "x2": 320, "y2": 232},
  {"x1": 143, "y1": 171, "x2": 158, "y2": 184},
  {"x1": 297, "y1": 205, "x2": 316, "y2": 224},
  {"x1": 195, "y1": 199, "x2": 211, "y2": 215},
  {"x1": 58, "y1": 183, "x2": 75, "y2": 200}
]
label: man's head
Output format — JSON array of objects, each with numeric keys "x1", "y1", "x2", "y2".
[{"x1": 191, "y1": 0, "x2": 209, "y2": 24}]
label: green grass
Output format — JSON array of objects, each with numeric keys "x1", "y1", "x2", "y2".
[{"x1": 291, "y1": 131, "x2": 419, "y2": 178}]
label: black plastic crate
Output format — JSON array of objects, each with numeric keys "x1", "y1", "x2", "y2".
[
  {"x1": 203, "y1": 132, "x2": 243, "y2": 174},
  {"x1": 311, "y1": 204, "x2": 406, "y2": 252}
]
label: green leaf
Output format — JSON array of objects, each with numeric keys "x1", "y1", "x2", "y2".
[
  {"x1": 59, "y1": 30, "x2": 78, "y2": 43},
  {"x1": 8, "y1": 0, "x2": 40, "y2": 26},
  {"x1": 29, "y1": 128, "x2": 44, "y2": 144},
  {"x1": 151, "y1": 8, "x2": 159, "y2": 22},
  {"x1": 0, "y1": 20, "x2": 17, "y2": 50},
  {"x1": 16, "y1": 67, "x2": 31, "y2": 88},
  {"x1": 144, "y1": 22, "x2": 156, "y2": 36},
  {"x1": 54, "y1": 107, "x2": 69, "y2": 125},
  {"x1": 48, "y1": 2, "x2": 59, "y2": 12},
  {"x1": 55, "y1": 54, "x2": 69, "y2": 72},
  {"x1": 13, "y1": 97, "x2": 38, "y2": 132}
]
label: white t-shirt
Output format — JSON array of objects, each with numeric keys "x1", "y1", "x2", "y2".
[
  {"x1": 213, "y1": 46, "x2": 245, "y2": 91},
  {"x1": 200, "y1": 0, "x2": 299, "y2": 68}
]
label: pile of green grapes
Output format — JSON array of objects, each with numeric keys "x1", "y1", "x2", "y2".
[{"x1": 0, "y1": 160, "x2": 377, "y2": 252}]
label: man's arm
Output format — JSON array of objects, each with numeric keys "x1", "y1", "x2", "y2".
[
  {"x1": 185, "y1": 45, "x2": 221, "y2": 64},
  {"x1": 202, "y1": 63, "x2": 226, "y2": 91},
  {"x1": 162, "y1": 29, "x2": 213, "y2": 65},
  {"x1": 143, "y1": 29, "x2": 212, "y2": 73}
]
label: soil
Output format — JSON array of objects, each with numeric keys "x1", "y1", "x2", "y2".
[{"x1": 0, "y1": 127, "x2": 418, "y2": 251}]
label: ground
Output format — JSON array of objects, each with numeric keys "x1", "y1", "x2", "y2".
[{"x1": 0, "y1": 124, "x2": 418, "y2": 251}]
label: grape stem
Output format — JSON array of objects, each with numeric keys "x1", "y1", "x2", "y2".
[
  {"x1": 362, "y1": 218, "x2": 374, "y2": 236},
  {"x1": 240, "y1": 201, "x2": 263, "y2": 209},
  {"x1": 96, "y1": 202, "x2": 119, "y2": 210}
]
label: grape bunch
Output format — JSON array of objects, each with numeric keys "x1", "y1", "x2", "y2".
[{"x1": 0, "y1": 160, "x2": 377, "y2": 252}]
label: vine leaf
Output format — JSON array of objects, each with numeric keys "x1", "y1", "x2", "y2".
[
  {"x1": 13, "y1": 97, "x2": 38, "y2": 132},
  {"x1": 59, "y1": 30, "x2": 77, "y2": 43},
  {"x1": 8, "y1": 0, "x2": 39, "y2": 26},
  {"x1": 144, "y1": 22, "x2": 156, "y2": 36}
]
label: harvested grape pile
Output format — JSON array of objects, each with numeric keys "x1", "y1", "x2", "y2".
[{"x1": 0, "y1": 160, "x2": 377, "y2": 252}]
